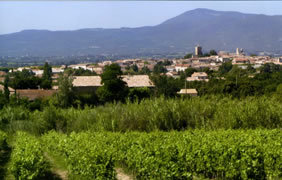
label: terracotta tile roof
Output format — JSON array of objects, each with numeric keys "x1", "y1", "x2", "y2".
[
  {"x1": 191, "y1": 72, "x2": 208, "y2": 77},
  {"x1": 122, "y1": 75, "x2": 154, "y2": 87},
  {"x1": 175, "y1": 64, "x2": 190, "y2": 67},
  {"x1": 72, "y1": 75, "x2": 154, "y2": 88},
  {"x1": 72, "y1": 76, "x2": 102, "y2": 87},
  {"x1": 16, "y1": 89, "x2": 56, "y2": 101},
  {"x1": 0, "y1": 84, "x2": 15, "y2": 93},
  {"x1": 177, "y1": 89, "x2": 198, "y2": 94},
  {"x1": 0, "y1": 71, "x2": 7, "y2": 76}
]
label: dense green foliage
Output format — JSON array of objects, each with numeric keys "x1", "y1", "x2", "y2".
[
  {"x1": 0, "y1": 131, "x2": 7, "y2": 150},
  {"x1": 41, "y1": 62, "x2": 52, "y2": 89},
  {"x1": 209, "y1": 49, "x2": 217, "y2": 55},
  {"x1": 9, "y1": 69, "x2": 41, "y2": 89},
  {"x1": 65, "y1": 67, "x2": 97, "y2": 76},
  {"x1": 42, "y1": 130, "x2": 282, "y2": 179},
  {"x1": 42, "y1": 131, "x2": 116, "y2": 179},
  {"x1": 55, "y1": 74, "x2": 74, "y2": 108},
  {"x1": 150, "y1": 75, "x2": 182, "y2": 97},
  {"x1": 10, "y1": 132, "x2": 50, "y2": 179},
  {"x1": 3, "y1": 75, "x2": 10, "y2": 101},
  {"x1": 0, "y1": 96, "x2": 281, "y2": 134},
  {"x1": 97, "y1": 64, "x2": 129, "y2": 103},
  {"x1": 185, "y1": 63, "x2": 282, "y2": 98},
  {"x1": 184, "y1": 53, "x2": 192, "y2": 59},
  {"x1": 153, "y1": 61, "x2": 168, "y2": 74}
]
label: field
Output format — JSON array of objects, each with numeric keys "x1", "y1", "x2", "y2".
[
  {"x1": 0, "y1": 130, "x2": 281, "y2": 179},
  {"x1": 0, "y1": 96, "x2": 281, "y2": 179}
]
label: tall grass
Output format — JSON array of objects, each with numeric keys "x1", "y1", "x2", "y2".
[{"x1": 0, "y1": 95, "x2": 281, "y2": 134}]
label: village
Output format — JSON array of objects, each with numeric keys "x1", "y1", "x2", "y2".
[{"x1": 1, "y1": 46, "x2": 282, "y2": 100}]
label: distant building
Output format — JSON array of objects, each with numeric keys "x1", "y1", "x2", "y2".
[
  {"x1": 218, "y1": 51, "x2": 229, "y2": 56},
  {"x1": 217, "y1": 57, "x2": 231, "y2": 63},
  {"x1": 72, "y1": 76, "x2": 102, "y2": 93},
  {"x1": 72, "y1": 75, "x2": 154, "y2": 93},
  {"x1": 177, "y1": 89, "x2": 198, "y2": 96},
  {"x1": 166, "y1": 71, "x2": 179, "y2": 78},
  {"x1": 16, "y1": 89, "x2": 56, "y2": 101},
  {"x1": 186, "y1": 72, "x2": 209, "y2": 82},
  {"x1": 86, "y1": 66, "x2": 104, "y2": 74},
  {"x1": 52, "y1": 67, "x2": 64, "y2": 74},
  {"x1": 68, "y1": 63, "x2": 90, "y2": 70},
  {"x1": 232, "y1": 58, "x2": 250, "y2": 64},
  {"x1": 0, "y1": 84, "x2": 15, "y2": 95},
  {"x1": 0, "y1": 71, "x2": 7, "y2": 77},
  {"x1": 236, "y1": 48, "x2": 240, "y2": 55},
  {"x1": 236, "y1": 48, "x2": 244, "y2": 56},
  {"x1": 195, "y1": 45, "x2": 203, "y2": 56},
  {"x1": 175, "y1": 64, "x2": 190, "y2": 72},
  {"x1": 31, "y1": 69, "x2": 44, "y2": 77}
]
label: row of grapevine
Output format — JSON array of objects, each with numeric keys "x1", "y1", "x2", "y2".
[
  {"x1": 10, "y1": 132, "x2": 50, "y2": 179},
  {"x1": 42, "y1": 131, "x2": 116, "y2": 180},
  {"x1": 116, "y1": 130, "x2": 282, "y2": 179},
  {"x1": 42, "y1": 130, "x2": 282, "y2": 180}
]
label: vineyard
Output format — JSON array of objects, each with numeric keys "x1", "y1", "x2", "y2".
[
  {"x1": 1, "y1": 129, "x2": 281, "y2": 179},
  {"x1": 0, "y1": 96, "x2": 281, "y2": 179}
]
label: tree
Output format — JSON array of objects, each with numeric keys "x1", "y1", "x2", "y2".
[
  {"x1": 218, "y1": 62, "x2": 233, "y2": 75},
  {"x1": 4, "y1": 75, "x2": 10, "y2": 101},
  {"x1": 10, "y1": 69, "x2": 41, "y2": 89},
  {"x1": 209, "y1": 50, "x2": 217, "y2": 56},
  {"x1": 56, "y1": 74, "x2": 74, "y2": 108},
  {"x1": 41, "y1": 62, "x2": 52, "y2": 89},
  {"x1": 163, "y1": 60, "x2": 172, "y2": 66},
  {"x1": 247, "y1": 64, "x2": 256, "y2": 73},
  {"x1": 260, "y1": 63, "x2": 281, "y2": 74},
  {"x1": 140, "y1": 66, "x2": 151, "y2": 74},
  {"x1": 72, "y1": 68, "x2": 97, "y2": 76},
  {"x1": 96, "y1": 64, "x2": 129, "y2": 103},
  {"x1": 128, "y1": 87, "x2": 151, "y2": 102},
  {"x1": 42, "y1": 62, "x2": 52, "y2": 81},
  {"x1": 151, "y1": 75, "x2": 182, "y2": 97},
  {"x1": 184, "y1": 53, "x2": 192, "y2": 59},
  {"x1": 132, "y1": 64, "x2": 139, "y2": 72},
  {"x1": 184, "y1": 68, "x2": 197, "y2": 77},
  {"x1": 153, "y1": 62, "x2": 167, "y2": 74}
]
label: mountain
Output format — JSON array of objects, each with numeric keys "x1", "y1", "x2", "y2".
[{"x1": 1, "y1": 8, "x2": 282, "y2": 57}]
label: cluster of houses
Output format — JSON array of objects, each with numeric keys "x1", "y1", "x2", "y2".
[{"x1": 1, "y1": 47, "x2": 282, "y2": 100}]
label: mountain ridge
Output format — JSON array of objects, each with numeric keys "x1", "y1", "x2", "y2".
[{"x1": 1, "y1": 8, "x2": 282, "y2": 56}]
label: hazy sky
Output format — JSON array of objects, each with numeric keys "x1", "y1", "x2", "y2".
[{"x1": 0, "y1": 1, "x2": 282, "y2": 35}]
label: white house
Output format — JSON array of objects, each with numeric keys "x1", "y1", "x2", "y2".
[{"x1": 186, "y1": 72, "x2": 209, "y2": 82}]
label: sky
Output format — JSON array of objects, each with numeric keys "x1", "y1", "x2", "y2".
[{"x1": 0, "y1": 1, "x2": 282, "y2": 35}]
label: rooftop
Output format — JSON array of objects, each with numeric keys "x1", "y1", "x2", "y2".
[
  {"x1": 177, "y1": 89, "x2": 198, "y2": 94},
  {"x1": 16, "y1": 89, "x2": 56, "y2": 101},
  {"x1": 72, "y1": 75, "x2": 154, "y2": 88}
]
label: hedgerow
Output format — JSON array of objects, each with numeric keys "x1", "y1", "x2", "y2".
[{"x1": 1, "y1": 96, "x2": 281, "y2": 134}]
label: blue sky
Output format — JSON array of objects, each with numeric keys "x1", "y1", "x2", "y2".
[{"x1": 0, "y1": 1, "x2": 282, "y2": 35}]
